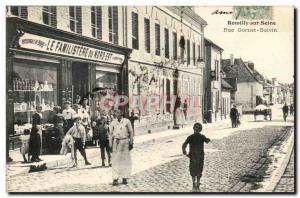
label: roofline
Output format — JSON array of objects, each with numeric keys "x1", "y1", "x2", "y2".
[{"x1": 204, "y1": 38, "x2": 224, "y2": 51}]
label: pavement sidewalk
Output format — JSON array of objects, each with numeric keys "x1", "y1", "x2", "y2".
[
  {"x1": 6, "y1": 117, "x2": 233, "y2": 176},
  {"x1": 7, "y1": 104, "x2": 292, "y2": 177}
]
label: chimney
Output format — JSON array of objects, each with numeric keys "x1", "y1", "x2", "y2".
[
  {"x1": 230, "y1": 54, "x2": 234, "y2": 66},
  {"x1": 248, "y1": 61, "x2": 254, "y2": 71}
]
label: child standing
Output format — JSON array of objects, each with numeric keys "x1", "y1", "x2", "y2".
[
  {"x1": 97, "y1": 117, "x2": 111, "y2": 167},
  {"x1": 182, "y1": 123, "x2": 211, "y2": 192},
  {"x1": 19, "y1": 129, "x2": 30, "y2": 163}
]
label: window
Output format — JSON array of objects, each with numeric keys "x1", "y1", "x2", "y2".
[
  {"x1": 144, "y1": 18, "x2": 150, "y2": 53},
  {"x1": 193, "y1": 42, "x2": 196, "y2": 65},
  {"x1": 108, "y1": 6, "x2": 118, "y2": 44},
  {"x1": 10, "y1": 6, "x2": 27, "y2": 19},
  {"x1": 187, "y1": 39, "x2": 190, "y2": 65},
  {"x1": 215, "y1": 60, "x2": 219, "y2": 81},
  {"x1": 198, "y1": 44, "x2": 201, "y2": 60},
  {"x1": 42, "y1": 6, "x2": 57, "y2": 27},
  {"x1": 155, "y1": 23, "x2": 160, "y2": 56},
  {"x1": 69, "y1": 6, "x2": 82, "y2": 34},
  {"x1": 173, "y1": 32, "x2": 177, "y2": 60},
  {"x1": 132, "y1": 12, "x2": 139, "y2": 50},
  {"x1": 164, "y1": 28, "x2": 169, "y2": 58},
  {"x1": 91, "y1": 6, "x2": 102, "y2": 39}
]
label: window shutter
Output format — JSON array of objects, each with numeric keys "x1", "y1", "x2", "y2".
[
  {"x1": 187, "y1": 39, "x2": 190, "y2": 65},
  {"x1": 193, "y1": 42, "x2": 195, "y2": 65},
  {"x1": 112, "y1": 7, "x2": 118, "y2": 44},
  {"x1": 76, "y1": 6, "x2": 82, "y2": 34},
  {"x1": 173, "y1": 32, "x2": 177, "y2": 60},
  {"x1": 144, "y1": 18, "x2": 150, "y2": 53},
  {"x1": 132, "y1": 12, "x2": 139, "y2": 49},
  {"x1": 96, "y1": 6, "x2": 102, "y2": 40},
  {"x1": 164, "y1": 28, "x2": 169, "y2": 58},
  {"x1": 50, "y1": 7, "x2": 57, "y2": 27},
  {"x1": 20, "y1": 6, "x2": 28, "y2": 19},
  {"x1": 155, "y1": 23, "x2": 160, "y2": 56}
]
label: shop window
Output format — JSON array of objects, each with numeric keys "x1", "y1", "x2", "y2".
[
  {"x1": 144, "y1": 17, "x2": 150, "y2": 53},
  {"x1": 187, "y1": 39, "x2": 190, "y2": 65},
  {"x1": 69, "y1": 6, "x2": 82, "y2": 34},
  {"x1": 10, "y1": 6, "x2": 28, "y2": 19},
  {"x1": 108, "y1": 6, "x2": 118, "y2": 45},
  {"x1": 164, "y1": 28, "x2": 169, "y2": 59},
  {"x1": 173, "y1": 32, "x2": 177, "y2": 60},
  {"x1": 42, "y1": 6, "x2": 57, "y2": 27},
  {"x1": 94, "y1": 70, "x2": 119, "y2": 112},
  {"x1": 155, "y1": 23, "x2": 160, "y2": 56},
  {"x1": 91, "y1": 6, "x2": 102, "y2": 39},
  {"x1": 132, "y1": 11, "x2": 139, "y2": 50},
  {"x1": 12, "y1": 60, "x2": 57, "y2": 134}
]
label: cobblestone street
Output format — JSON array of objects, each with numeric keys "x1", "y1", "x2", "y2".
[
  {"x1": 7, "y1": 125, "x2": 293, "y2": 192},
  {"x1": 274, "y1": 150, "x2": 295, "y2": 192}
]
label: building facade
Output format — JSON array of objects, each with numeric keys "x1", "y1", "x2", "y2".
[
  {"x1": 222, "y1": 57, "x2": 264, "y2": 112},
  {"x1": 204, "y1": 38, "x2": 223, "y2": 123},
  {"x1": 6, "y1": 6, "x2": 207, "y2": 138},
  {"x1": 125, "y1": 7, "x2": 207, "y2": 133}
]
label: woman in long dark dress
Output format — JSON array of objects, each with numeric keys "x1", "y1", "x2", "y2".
[{"x1": 182, "y1": 123, "x2": 211, "y2": 192}]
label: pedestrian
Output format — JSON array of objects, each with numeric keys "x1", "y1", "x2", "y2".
[
  {"x1": 50, "y1": 117, "x2": 65, "y2": 154},
  {"x1": 66, "y1": 115, "x2": 91, "y2": 166},
  {"x1": 282, "y1": 103, "x2": 289, "y2": 122},
  {"x1": 97, "y1": 117, "x2": 111, "y2": 167},
  {"x1": 19, "y1": 129, "x2": 30, "y2": 163},
  {"x1": 182, "y1": 123, "x2": 211, "y2": 192},
  {"x1": 109, "y1": 109, "x2": 134, "y2": 186},
  {"x1": 129, "y1": 111, "x2": 138, "y2": 135},
  {"x1": 175, "y1": 97, "x2": 184, "y2": 128},
  {"x1": 62, "y1": 101, "x2": 76, "y2": 134},
  {"x1": 32, "y1": 105, "x2": 43, "y2": 127},
  {"x1": 290, "y1": 104, "x2": 294, "y2": 116},
  {"x1": 230, "y1": 104, "x2": 239, "y2": 128},
  {"x1": 60, "y1": 133, "x2": 76, "y2": 167},
  {"x1": 183, "y1": 99, "x2": 188, "y2": 120},
  {"x1": 29, "y1": 125, "x2": 42, "y2": 162},
  {"x1": 81, "y1": 97, "x2": 91, "y2": 115}
]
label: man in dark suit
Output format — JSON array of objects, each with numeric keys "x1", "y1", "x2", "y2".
[{"x1": 32, "y1": 105, "x2": 43, "y2": 127}]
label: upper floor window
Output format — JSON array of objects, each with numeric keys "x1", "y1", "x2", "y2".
[
  {"x1": 10, "y1": 6, "x2": 27, "y2": 19},
  {"x1": 198, "y1": 44, "x2": 201, "y2": 61},
  {"x1": 215, "y1": 60, "x2": 219, "y2": 81},
  {"x1": 155, "y1": 23, "x2": 160, "y2": 56},
  {"x1": 193, "y1": 42, "x2": 196, "y2": 65},
  {"x1": 172, "y1": 32, "x2": 177, "y2": 60},
  {"x1": 187, "y1": 39, "x2": 190, "y2": 65},
  {"x1": 164, "y1": 28, "x2": 169, "y2": 59},
  {"x1": 144, "y1": 18, "x2": 150, "y2": 53},
  {"x1": 131, "y1": 12, "x2": 139, "y2": 50},
  {"x1": 69, "y1": 6, "x2": 82, "y2": 34},
  {"x1": 108, "y1": 6, "x2": 118, "y2": 45},
  {"x1": 91, "y1": 6, "x2": 102, "y2": 39},
  {"x1": 42, "y1": 6, "x2": 57, "y2": 27}
]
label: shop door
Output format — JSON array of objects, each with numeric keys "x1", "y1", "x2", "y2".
[{"x1": 72, "y1": 62, "x2": 89, "y2": 99}]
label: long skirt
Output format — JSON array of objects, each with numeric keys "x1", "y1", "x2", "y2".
[
  {"x1": 111, "y1": 139, "x2": 132, "y2": 180},
  {"x1": 189, "y1": 156, "x2": 204, "y2": 177}
]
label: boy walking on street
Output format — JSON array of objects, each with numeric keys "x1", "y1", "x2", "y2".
[{"x1": 182, "y1": 123, "x2": 211, "y2": 192}]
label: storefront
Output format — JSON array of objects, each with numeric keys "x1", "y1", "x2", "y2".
[{"x1": 6, "y1": 17, "x2": 132, "y2": 153}]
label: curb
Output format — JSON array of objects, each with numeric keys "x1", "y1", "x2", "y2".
[{"x1": 263, "y1": 129, "x2": 294, "y2": 192}]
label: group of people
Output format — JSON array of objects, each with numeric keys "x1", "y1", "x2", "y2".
[
  {"x1": 19, "y1": 94, "x2": 137, "y2": 186},
  {"x1": 282, "y1": 103, "x2": 294, "y2": 122}
]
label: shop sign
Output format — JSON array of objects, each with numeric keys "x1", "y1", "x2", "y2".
[{"x1": 18, "y1": 33, "x2": 125, "y2": 65}]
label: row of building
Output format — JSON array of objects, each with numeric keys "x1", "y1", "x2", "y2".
[{"x1": 6, "y1": 6, "x2": 294, "y2": 136}]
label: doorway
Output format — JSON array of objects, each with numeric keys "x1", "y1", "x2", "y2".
[{"x1": 72, "y1": 62, "x2": 89, "y2": 100}]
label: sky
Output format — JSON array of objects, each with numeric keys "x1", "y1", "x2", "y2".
[{"x1": 195, "y1": 6, "x2": 294, "y2": 84}]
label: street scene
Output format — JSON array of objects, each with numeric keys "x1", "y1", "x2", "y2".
[{"x1": 6, "y1": 6, "x2": 294, "y2": 193}]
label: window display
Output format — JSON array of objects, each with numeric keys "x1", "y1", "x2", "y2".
[{"x1": 12, "y1": 59, "x2": 57, "y2": 134}]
